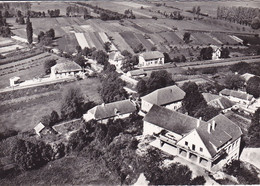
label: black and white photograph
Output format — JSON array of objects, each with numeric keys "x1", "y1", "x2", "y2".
[{"x1": 0, "y1": 0, "x2": 259, "y2": 185}]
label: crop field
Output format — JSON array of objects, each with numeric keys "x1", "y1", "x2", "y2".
[
  {"x1": 120, "y1": 31, "x2": 142, "y2": 50},
  {"x1": 191, "y1": 32, "x2": 220, "y2": 45},
  {"x1": 211, "y1": 33, "x2": 239, "y2": 45},
  {"x1": 106, "y1": 31, "x2": 134, "y2": 53},
  {"x1": 57, "y1": 33, "x2": 78, "y2": 53},
  {"x1": 135, "y1": 33, "x2": 154, "y2": 50},
  {"x1": 87, "y1": 32, "x2": 104, "y2": 50},
  {"x1": 159, "y1": 31, "x2": 184, "y2": 45}
]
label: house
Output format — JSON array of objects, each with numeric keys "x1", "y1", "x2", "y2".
[
  {"x1": 83, "y1": 99, "x2": 137, "y2": 124},
  {"x1": 141, "y1": 85, "x2": 185, "y2": 113},
  {"x1": 211, "y1": 45, "x2": 221, "y2": 60},
  {"x1": 9, "y1": 76, "x2": 20, "y2": 87},
  {"x1": 126, "y1": 69, "x2": 147, "y2": 78},
  {"x1": 240, "y1": 73, "x2": 255, "y2": 83},
  {"x1": 34, "y1": 122, "x2": 47, "y2": 136},
  {"x1": 50, "y1": 62, "x2": 83, "y2": 79},
  {"x1": 219, "y1": 89, "x2": 254, "y2": 106},
  {"x1": 108, "y1": 51, "x2": 124, "y2": 69},
  {"x1": 143, "y1": 105, "x2": 242, "y2": 170},
  {"x1": 202, "y1": 93, "x2": 234, "y2": 113},
  {"x1": 138, "y1": 51, "x2": 164, "y2": 67}
]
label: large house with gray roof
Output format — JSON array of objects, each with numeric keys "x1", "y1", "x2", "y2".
[
  {"x1": 83, "y1": 99, "x2": 136, "y2": 124},
  {"x1": 219, "y1": 89, "x2": 254, "y2": 106},
  {"x1": 50, "y1": 61, "x2": 83, "y2": 79},
  {"x1": 141, "y1": 85, "x2": 185, "y2": 113},
  {"x1": 143, "y1": 105, "x2": 242, "y2": 170},
  {"x1": 138, "y1": 51, "x2": 164, "y2": 67}
]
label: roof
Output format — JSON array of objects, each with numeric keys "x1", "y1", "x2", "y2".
[
  {"x1": 140, "y1": 51, "x2": 164, "y2": 60},
  {"x1": 109, "y1": 51, "x2": 124, "y2": 61},
  {"x1": 34, "y1": 122, "x2": 45, "y2": 134},
  {"x1": 197, "y1": 114, "x2": 242, "y2": 157},
  {"x1": 144, "y1": 105, "x2": 205, "y2": 135},
  {"x1": 88, "y1": 99, "x2": 136, "y2": 120},
  {"x1": 52, "y1": 62, "x2": 82, "y2": 73},
  {"x1": 220, "y1": 89, "x2": 253, "y2": 101},
  {"x1": 144, "y1": 105, "x2": 242, "y2": 157},
  {"x1": 128, "y1": 69, "x2": 146, "y2": 76},
  {"x1": 241, "y1": 73, "x2": 255, "y2": 82},
  {"x1": 203, "y1": 93, "x2": 234, "y2": 109},
  {"x1": 141, "y1": 85, "x2": 185, "y2": 106},
  {"x1": 10, "y1": 76, "x2": 20, "y2": 81}
]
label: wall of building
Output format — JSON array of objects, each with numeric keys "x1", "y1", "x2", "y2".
[
  {"x1": 83, "y1": 112, "x2": 95, "y2": 122},
  {"x1": 141, "y1": 100, "x2": 153, "y2": 113},
  {"x1": 138, "y1": 56, "x2": 164, "y2": 67},
  {"x1": 143, "y1": 121, "x2": 163, "y2": 136},
  {"x1": 165, "y1": 101, "x2": 182, "y2": 111}
]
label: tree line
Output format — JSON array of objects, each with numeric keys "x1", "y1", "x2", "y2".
[{"x1": 217, "y1": 6, "x2": 260, "y2": 29}]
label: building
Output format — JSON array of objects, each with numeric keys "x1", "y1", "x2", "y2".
[
  {"x1": 83, "y1": 99, "x2": 137, "y2": 124},
  {"x1": 240, "y1": 73, "x2": 255, "y2": 83},
  {"x1": 141, "y1": 85, "x2": 185, "y2": 113},
  {"x1": 50, "y1": 62, "x2": 83, "y2": 79},
  {"x1": 108, "y1": 51, "x2": 124, "y2": 69},
  {"x1": 138, "y1": 51, "x2": 164, "y2": 67},
  {"x1": 9, "y1": 76, "x2": 20, "y2": 87},
  {"x1": 211, "y1": 45, "x2": 221, "y2": 60},
  {"x1": 219, "y1": 89, "x2": 254, "y2": 106},
  {"x1": 202, "y1": 93, "x2": 234, "y2": 113},
  {"x1": 126, "y1": 69, "x2": 147, "y2": 78},
  {"x1": 143, "y1": 105, "x2": 242, "y2": 170},
  {"x1": 34, "y1": 122, "x2": 48, "y2": 136}
]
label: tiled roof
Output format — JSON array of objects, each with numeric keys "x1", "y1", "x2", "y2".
[
  {"x1": 202, "y1": 93, "x2": 221, "y2": 102},
  {"x1": 88, "y1": 99, "x2": 136, "y2": 120},
  {"x1": 144, "y1": 105, "x2": 242, "y2": 158},
  {"x1": 203, "y1": 93, "x2": 234, "y2": 109},
  {"x1": 128, "y1": 69, "x2": 146, "y2": 76},
  {"x1": 220, "y1": 89, "x2": 253, "y2": 101},
  {"x1": 109, "y1": 51, "x2": 124, "y2": 61},
  {"x1": 198, "y1": 114, "x2": 242, "y2": 157},
  {"x1": 140, "y1": 51, "x2": 164, "y2": 60},
  {"x1": 52, "y1": 62, "x2": 82, "y2": 73},
  {"x1": 144, "y1": 105, "x2": 204, "y2": 135},
  {"x1": 141, "y1": 85, "x2": 185, "y2": 106}
]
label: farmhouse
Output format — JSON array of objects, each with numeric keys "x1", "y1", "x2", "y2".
[
  {"x1": 219, "y1": 89, "x2": 254, "y2": 106},
  {"x1": 211, "y1": 45, "x2": 221, "y2": 60},
  {"x1": 50, "y1": 62, "x2": 83, "y2": 79},
  {"x1": 141, "y1": 85, "x2": 185, "y2": 113},
  {"x1": 138, "y1": 51, "x2": 164, "y2": 67},
  {"x1": 143, "y1": 105, "x2": 242, "y2": 170},
  {"x1": 9, "y1": 76, "x2": 20, "y2": 87},
  {"x1": 202, "y1": 93, "x2": 234, "y2": 113},
  {"x1": 83, "y1": 99, "x2": 136, "y2": 124},
  {"x1": 108, "y1": 51, "x2": 124, "y2": 69}
]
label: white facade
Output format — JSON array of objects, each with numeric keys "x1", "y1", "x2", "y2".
[
  {"x1": 165, "y1": 101, "x2": 182, "y2": 111},
  {"x1": 108, "y1": 52, "x2": 124, "y2": 69},
  {"x1": 138, "y1": 56, "x2": 164, "y2": 67},
  {"x1": 212, "y1": 48, "x2": 221, "y2": 60},
  {"x1": 141, "y1": 100, "x2": 154, "y2": 113},
  {"x1": 141, "y1": 100, "x2": 182, "y2": 113}
]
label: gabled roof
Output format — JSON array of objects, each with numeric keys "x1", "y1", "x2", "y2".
[
  {"x1": 128, "y1": 69, "x2": 146, "y2": 76},
  {"x1": 241, "y1": 73, "x2": 255, "y2": 82},
  {"x1": 197, "y1": 114, "x2": 242, "y2": 157},
  {"x1": 202, "y1": 93, "x2": 221, "y2": 103},
  {"x1": 144, "y1": 105, "x2": 205, "y2": 135},
  {"x1": 203, "y1": 93, "x2": 234, "y2": 109},
  {"x1": 140, "y1": 51, "x2": 164, "y2": 60},
  {"x1": 141, "y1": 85, "x2": 185, "y2": 106},
  {"x1": 144, "y1": 105, "x2": 242, "y2": 158},
  {"x1": 220, "y1": 89, "x2": 253, "y2": 101},
  {"x1": 109, "y1": 51, "x2": 124, "y2": 61},
  {"x1": 34, "y1": 122, "x2": 45, "y2": 134},
  {"x1": 52, "y1": 62, "x2": 82, "y2": 73},
  {"x1": 88, "y1": 99, "x2": 136, "y2": 120}
]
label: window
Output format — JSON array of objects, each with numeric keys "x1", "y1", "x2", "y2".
[
  {"x1": 192, "y1": 144, "x2": 195, "y2": 151},
  {"x1": 185, "y1": 141, "x2": 188, "y2": 146},
  {"x1": 200, "y1": 147, "x2": 203, "y2": 152}
]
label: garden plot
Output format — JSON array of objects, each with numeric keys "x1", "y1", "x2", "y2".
[
  {"x1": 75, "y1": 33, "x2": 90, "y2": 49},
  {"x1": 147, "y1": 34, "x2": 168, "y2": 51},
  {"x1": 106, "y1": 32, "x2": 134, "y2": 53},
  {"x1": 135, "y1": 33, "x2": 154, "y2": 51},
  {"x1": 205, "y1": 33, "x2": 222, "y2": 45},
  {"x1": 211, "y1": 33, "x2": 239, "y2": 45},
  {"x1": 80, "y1": 25, "x2": 95, "y2": 32},
  {"x1": 57, "y1": 34, "x2": 78, "y2": 53},
  {"x1": 159, "y1": 32, "x2": 184, "y2": 44},
  {"x1": 88, "y1": 32, "x2": 104, "y2": 50},
  {"x1": 0, "y1": 44, "x2": 24, "y2": 55},
  {"x1": 0, "y1": 38, "x2": 14, "y2": 47},
  {"x1": 120, "y1": 32, "x2": 142, "y2": 50},
  {"x1": 83, "y1": 33, "x2": 96, "y2": 48},
  {"x1": 191, "y1": 32, "x2": 220, "y2": 45},
  {"x1": 98, "y1": 32, "x2": 117, "y2": 51}
]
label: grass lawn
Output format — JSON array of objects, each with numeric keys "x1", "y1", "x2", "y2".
[{"x1": 1, "y1": 155, "x2": 120, "y2": 185}]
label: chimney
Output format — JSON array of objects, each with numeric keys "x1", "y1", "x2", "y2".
[
  {"x1": 208, "y1": 123, "x2": 211, "y2": 133},
  {"x1": 197, "y1": 117, "x2": 202, "y2": 128},
  {"x1": 212, "y1": 120, "x2": 216, "y2": 130}
]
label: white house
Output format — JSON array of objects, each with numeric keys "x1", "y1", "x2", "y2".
[
  {"x1": 50, "y1": 62, "x2": 83, "y2": 79},
  {"x1": 138, "y1": 51, "x2": 164, "y2": 67},
  {"x1": 143, "y1": 105, "x2": 242, "y2": 170},
  {"x1": 34, "y1": 122, "x2": 46, "y2": 136},
  {"x1": 83, "y1": 99, "x2": 136, "y2": 124},
  {"x1": 211, "y1": 45, "x2": 221, "y2": 60},
  {"x1": 202, "y1": 93, "x2": 234, "y2": 113},
  {"x1": 9, "y1": 76, "x2": 20, "y2": 87},
  {"x1": 141, "y1": 85, "x2": 186, "y2": 113},
  {"x1": 108, "y1": 51, "x2": 125, "y2": 69},
  {"x1": 219, "y1": 89, "x2": 254, "y2": 107}
]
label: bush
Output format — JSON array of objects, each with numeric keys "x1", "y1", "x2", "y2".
[{"x1": 44, "y1": 59, "x2": 56, "y2": 74}]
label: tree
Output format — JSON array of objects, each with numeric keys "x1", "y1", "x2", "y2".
[
  {"x1": 136, "y1": 79, "x2": 147, "y2": 96},
  {"x1": 92, "y1": 50, "x2": 108, "y2": 65},
  {"x1": 230, "y1": 62, "x2": 251, "y2": 74},
  {"x1": 151, "y1": 46, "x2": 157, "y2": 51},
  {"x1": 199, "y1": 47, "x2": 213, "y2": 60},
  {"x1": 104, "y1": 42, "x2": 111, "y2": 52},
  {"x1": 220, "y1": 47, "x2": 230, "y2": 58},
  {"x1": 182, "y1": 81, "x2": 206, "y2": 115},
  {"x1": 224, "y1": 74, "x2": 245, "y2": 90},
  {"x1": 190, "y1": 176, "x2": 206, "y2": 185},
  {"x1": 194, "y1": 105, "x2": 220, "y2": 121},
  {"x1": 146, "y1": 70, "x2": 175, "y2": 93},
  {"x1": 246, "y1": 76, "x2": 260, "y2": 98},
  {"x1": 247, "y1": 108, "x2": 260, "y2": 147},
  {"x1": 44, "y1": 59, "x2": 57, "y2": 74},
  {"x1": 183, "y1": 32, "x2": 191, "y2": 44},
  {"x1": 26, "y1": 17, "x2": 33, "y2": 44},
  {"x1": 133, "y1": 43, "x2": 145, "y2": 53},
  {"x1": 38, "y1": 31, "x2": 45, "y2": 43},
  {"x1": 60, "y1": 86, "x2": 85, "y2": 120},
  {"x1": 251, "y1": 17, "x2": 260, "y2": 30},
  {"x1": 50, "y1": 110, "x2": 59, "y2": 126},
  {"x1": 163, "y1": 52, "x2": 171, "y2": 63},
  {"x1": 46, "y1": 28, "x2": 55, "y2": 39},
  {"x1": 73, "y1": 54, "x2": 86, "y2": 67}
]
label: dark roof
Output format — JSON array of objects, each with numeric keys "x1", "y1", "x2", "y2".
[
  {"x1": 197, "y1": 114, "x2": 242, "y2": 157},
  {"x1": 220, "y1": 89, "x2": 253, "y2": 101},
  {"x1": 52, "y1": 62, "x2": 82, "y2": 73},
  {"x1": 140, "y1": 51, "x2": 164, "y2": 60},
  {"x1": 88, "y1": 99, "x2": 136, "y2": 120},
  {"x1": 144, "y1": 105, "x2": 204, "y2": 135},
  {"x1": 144, "y1": 105, "x2": 242, "y2": 158},
  {"x1": 203, "y1": 93, "x2": 234, "y2": 109},
  {"x1": 141, "y1": 85, "x2": 185, "y2": 106}
]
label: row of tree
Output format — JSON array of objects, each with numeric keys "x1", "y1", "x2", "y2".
[
  {"x1": 217, "y1": 6, "x2": 260, "y2": 29},
  {"x1": 66, "y1": 5, "x2": 91, "y2": 19}
]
